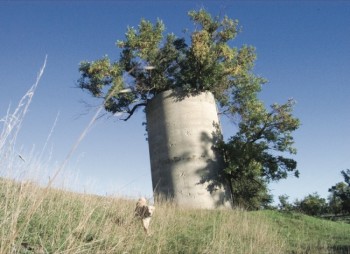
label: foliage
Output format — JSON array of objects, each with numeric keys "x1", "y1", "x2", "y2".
[
  {"x1": 328, "y1": 169, "x2": 350, "y2": 214},
  {"x1": 278, "y1": 194, "x2": 294, "y2": 212},
  {"x1": 218, "y1": 98, "x2": 300, "y2": 209},
  {"x1": 294, "y1": 193, "x2": 328, "y2": 216},
  {"x1": 78, "y1": 9, "x2": 258, "y2": 120},
  {"x1": 277, "y1": 170, "x2": 350, "y2": 219},
  {"x1": 78, "y1": 9, "x2": 300, "y2": 209}
]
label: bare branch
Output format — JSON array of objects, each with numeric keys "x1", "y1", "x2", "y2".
[{"x1": 120, "y1": 102, "x2": 147, "y2": 121}]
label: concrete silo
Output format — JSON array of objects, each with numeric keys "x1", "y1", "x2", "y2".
[{"x1": 146, "y1": 89, "x2": 232, "y2": 209}]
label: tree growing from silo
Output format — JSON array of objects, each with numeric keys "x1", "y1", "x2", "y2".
[{"x1": 78, "y1": 9, "x2": 300, "y2": 209}]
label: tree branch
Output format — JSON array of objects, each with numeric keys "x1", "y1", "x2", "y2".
[
  {"x1": 249, "y1": 123, "x2": 268, "y2": 144},
  {"x1": 120, "y1": 102, "x2": 147, "y2": 121}
]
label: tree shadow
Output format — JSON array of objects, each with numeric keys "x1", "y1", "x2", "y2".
[
  {"x1": 162, "y1": 88, "x2": 204, "y2": 102},
  {"x1": 195, "y1": 122, "x2": 232, "y2": 208},
  {"x1": 328, "y1": 245, "x2": 350, "y2": 254},
  {"x1": 146, "y1": 89, "x2": 232, "y2": 208}
]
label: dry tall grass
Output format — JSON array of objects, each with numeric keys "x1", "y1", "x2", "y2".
[
  {"x1": 2, "y1": 178, "x2": 350, "y2": 253},
  {"x1": 0, "y1": 179, "x2": 287, "y2": 253}
]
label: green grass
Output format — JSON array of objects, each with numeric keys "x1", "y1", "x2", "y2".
[
  {"x1": 0, "y1": 179, "x2": 349, "y2": 253},
  {"x1": 256, "y1": 210, "x2": 350, "y2": 254}
]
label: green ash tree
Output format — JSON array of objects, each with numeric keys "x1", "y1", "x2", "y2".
[{"x1": 78, "y1": 9, "x2": 300, "y2": 210}]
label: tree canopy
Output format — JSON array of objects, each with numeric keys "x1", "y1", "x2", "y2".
[
  {"x1": 78, "y1": 9, "x2": 300, "y2": 209},
  {"x1": 328, "y1": 169, "x2": 350, "y2": 214},
  {"x1": 78, "y1": 9, "x2": 261, "y2": 121}
]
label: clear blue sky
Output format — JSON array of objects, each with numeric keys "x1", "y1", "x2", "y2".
[{"x1": 1, "y1": 1, "x2": 349, "y2": 204}]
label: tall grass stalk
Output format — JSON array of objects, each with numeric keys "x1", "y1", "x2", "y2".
[
  {"x1": 0, "y1": 56, "x2": 47, "y2": 154},
  {"x1": 0, "y1": 56, "x2": 47, "y2": 253}
]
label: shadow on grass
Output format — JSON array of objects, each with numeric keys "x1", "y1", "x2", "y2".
[{"x1": 329, "y1": 245, "x2": 350, "y2": 254}]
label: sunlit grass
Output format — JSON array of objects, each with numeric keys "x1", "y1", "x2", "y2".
[
  {"x1": 259, "y1": 210, "x2": 350, "y2": 254},
  {"x1": 1, "y1": 179, "x2": 349, "y2": 253},
  {"x1": 0, "y1": 179, "x2": 287, "y2": 253}
]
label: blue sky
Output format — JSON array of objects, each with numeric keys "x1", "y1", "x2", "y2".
[{"x1": 0, "y1": 1, "x2": 349, "y2": 204}]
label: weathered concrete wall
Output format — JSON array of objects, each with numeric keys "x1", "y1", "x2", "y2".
[{"x1": 146, "y1": 90, "x2": 232, "y2": 209}]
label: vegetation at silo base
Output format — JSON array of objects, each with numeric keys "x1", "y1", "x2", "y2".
[{"x1": 0, "y1": 179, "x2": 349, "y2": 254}]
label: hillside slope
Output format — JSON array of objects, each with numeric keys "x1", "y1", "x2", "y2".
[{"x1": 0, "y1": 179, "x2": 349, "y2": 253}]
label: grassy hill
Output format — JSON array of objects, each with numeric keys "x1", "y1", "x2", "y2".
[
  {"x1": 2, "y1": 61, "x2": 349, "y2": 253},
  {"x1": 0, "y1": 179, "x2": 349, "y2": 254}
]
